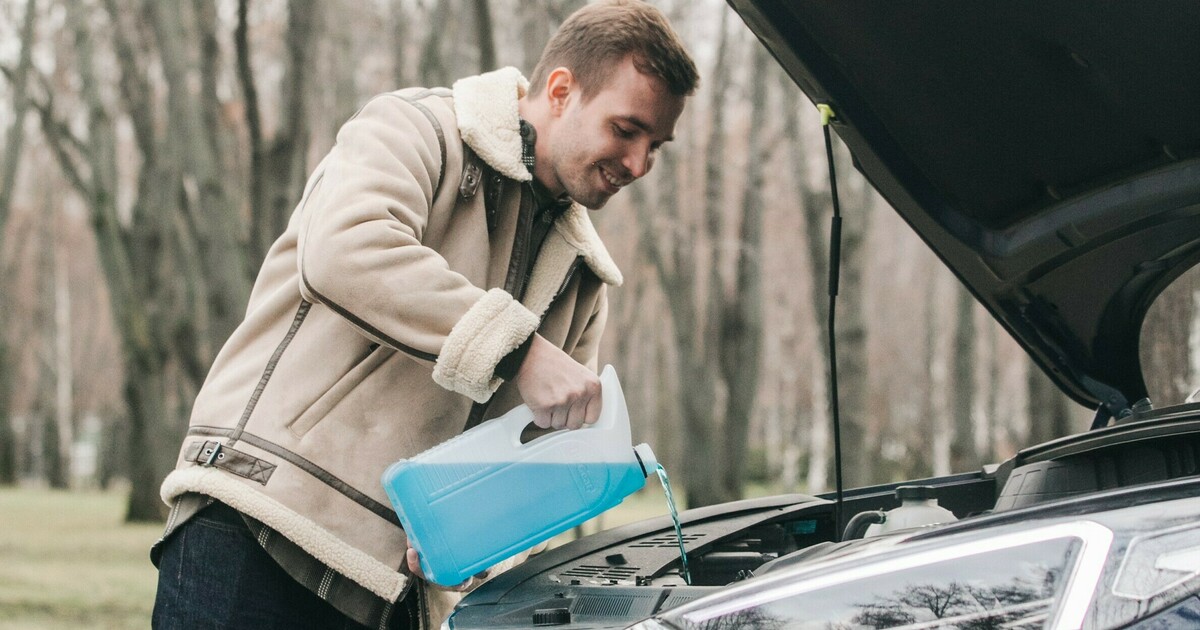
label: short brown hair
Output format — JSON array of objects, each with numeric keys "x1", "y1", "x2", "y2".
[{"x1": 529, "y1": 0, "x2": 699, "y2": 99}]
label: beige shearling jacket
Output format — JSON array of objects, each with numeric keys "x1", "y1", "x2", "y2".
[{"x1": 159, "y1": 67, "x2": 621, "y2": 617}]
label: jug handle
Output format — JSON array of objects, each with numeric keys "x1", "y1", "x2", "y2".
[{"x1": 499, "y1": 365, "x2": 627, "y2": 448}]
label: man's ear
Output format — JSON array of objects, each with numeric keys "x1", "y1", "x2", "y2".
[{"x1": 545, "y1": 67, "x2": 574, "y2": 116}]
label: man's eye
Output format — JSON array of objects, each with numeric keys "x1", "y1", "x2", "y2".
[{"x1": 613, "y1": 124, "x2": 634, "y2": 138}]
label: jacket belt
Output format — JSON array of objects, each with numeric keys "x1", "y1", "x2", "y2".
[{"x1": 185, "y1": 440, "x2": 277, "y2": 485}]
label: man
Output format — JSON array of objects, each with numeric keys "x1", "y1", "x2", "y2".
[{"x1": 151, "y1": 1, "x2": 698, "y2": 628}]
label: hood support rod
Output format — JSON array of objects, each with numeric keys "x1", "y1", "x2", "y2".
[{"x1": 818, "y1": 103, "x2": 847, "y2": 541}]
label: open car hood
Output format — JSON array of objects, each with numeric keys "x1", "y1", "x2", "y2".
[{"x1": 728, "y1": 1, "x2": 1200, "y2": 411}]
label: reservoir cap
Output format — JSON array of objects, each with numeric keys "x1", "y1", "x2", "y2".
[{"x1": 895, "y1": 485, "x2": 937, "y2": 501}]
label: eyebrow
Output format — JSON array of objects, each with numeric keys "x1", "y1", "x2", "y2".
[{"x1": 620, "y1": 115, "x2": 675, "y2": 143}]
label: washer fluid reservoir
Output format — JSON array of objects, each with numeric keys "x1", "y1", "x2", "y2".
[{"x1": 864, "y1": 485, "x2": 957, "y2": 537}]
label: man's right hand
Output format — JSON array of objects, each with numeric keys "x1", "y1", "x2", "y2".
[{"x1": 514, "y1": 335, "x2": 601, "y2": 431}]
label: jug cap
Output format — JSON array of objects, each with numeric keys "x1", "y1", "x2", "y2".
[{"x1": 633, "y1": 443, "x2": 657, "y2": 477}]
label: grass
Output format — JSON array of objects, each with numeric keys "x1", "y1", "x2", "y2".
[
  {"x1": 0, "y1": 482, "x2": 684, "y2": 627},
  {"x1": 0, "y1": 487, "x2": 162, "y2": 629}
]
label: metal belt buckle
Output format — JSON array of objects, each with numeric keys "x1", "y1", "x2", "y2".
[{"x1": 204, "y1": 442, "x2": 224, "y2": 466}]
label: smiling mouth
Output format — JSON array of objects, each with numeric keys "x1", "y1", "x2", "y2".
[{"x1": 599, "y1": 165, "x2": 630, "y2": 190}]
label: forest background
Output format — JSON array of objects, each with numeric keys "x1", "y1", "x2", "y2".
[{"x1": 0, "y1": 0, "x2": 1196, "y2": 526}]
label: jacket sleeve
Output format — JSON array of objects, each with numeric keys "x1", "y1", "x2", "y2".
[{"x1": 297, "y1": 93, "x2": 538, "y2": 403}]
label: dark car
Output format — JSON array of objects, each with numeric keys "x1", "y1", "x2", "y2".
[{"x1": 444, "y1": 2, "x2": 1200, "y2": 628}]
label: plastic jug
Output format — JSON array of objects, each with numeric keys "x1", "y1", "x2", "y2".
[{"x1": 381, "y1": 365, "x2": 658, "y2": 586}]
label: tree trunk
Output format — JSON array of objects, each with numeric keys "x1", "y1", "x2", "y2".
[
  {"x1": 54, "y1": 209, "x2": 75, "y2": 486},
  {"x1": 835, "y1": 175, "x2": 872, "y2": 487},
  {"x1": 36, "y1": 192, "x2": 69, "y2": 488},
  {"x1": 680, "y1": 12, "x2": 734, "y2": 508},
  {"x1": 637, "y1": 143, "x2": 724, "y2": 508},
  {"x1": 983, "y1": 318, "x2": 1000, "y2": 461},
  {"x1": 780, "y1": 76, "x2": 835, "y2": 492},
  {"x1": 147, "y1": 0, "x2": 251, "y2": 356},
  {"x1": 124, "y1": 350, "x2": 171, "y2": 521},
  {"x1": 950, "y1": 285, "x2": 977, "y2": 471},
  {"x1": 1026, "y1": 361, "x2": 1072, "y2": 445},
  {"x1": 0, "y1": 0, "x2": 40, "y2": 486},
  {"x1": 718, "y1": 44, "x2": 768, "y2": 499},
  {"x1": 0, "y1": 336, "x2": 13, "y2": 483},
  {"x1": 1141, "y1": 270, "x2": 1195, "y2": 405},
  {"x1": 420, "y1": 0, "x2": 452, "y2": 87},
  {"x1": 473, "y1": 0, "x2": 496, "y2": 73},
  {"x1": 244, "y1": 0, "x2": 318, "y2": 268},
  {"x1": 520, "y1": 1, "x2": 548, "y2": 71},
  {"x1": 1193, "y1": 282, "x2": 1200, "y2": 397},
  {"x1": 918, "y1": 260, "x2": 940, "y2": 478},
  {"x1": 929, "y1": 271, "x2": 952, "y2": 476}
]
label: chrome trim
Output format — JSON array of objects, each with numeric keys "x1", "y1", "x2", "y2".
[
  {"x1": 680, "y1": 521, "x2": 1112, "y2": 629},
  {"x1": 1111, "y1": 521, "x2": 1200, "y2": 601}
]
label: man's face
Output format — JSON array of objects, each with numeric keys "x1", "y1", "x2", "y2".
[{"x1": 545, "y1": 57, "x2": 687, "y2": 209}]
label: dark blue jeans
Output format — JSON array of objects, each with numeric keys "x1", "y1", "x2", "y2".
[{"x1": 152, "y1": 502, "x2": 415, "y2": 629}]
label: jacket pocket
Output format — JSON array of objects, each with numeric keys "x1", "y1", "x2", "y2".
[{"x1": 287, "y1": 344, "x2": 393, "y2": 438}]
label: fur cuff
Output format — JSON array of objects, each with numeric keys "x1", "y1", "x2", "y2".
[{"x1": 433, "y1": 288, "x2": 539, "y2": 402}]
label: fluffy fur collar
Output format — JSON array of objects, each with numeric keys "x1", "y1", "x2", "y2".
[
  {"x1": 452, "y1": 67, "x2": 532, "y2": 183},
  {"x1": 452, "y1": 68, "x2": 622, "y2": 287}
]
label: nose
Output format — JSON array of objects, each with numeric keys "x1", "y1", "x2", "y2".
[{"x1": 622, "y1": 142, "x2": 653, "y2": 180}]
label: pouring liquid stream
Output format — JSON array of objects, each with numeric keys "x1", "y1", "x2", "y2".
[{"x1": 655, "y1": 464, "x2": 692, "y2": 585}]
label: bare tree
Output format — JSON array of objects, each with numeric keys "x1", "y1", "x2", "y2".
[
  {"x1": 0, "y1": 0, "x2": 40, "y2": 485},
  {"x1": 30, "y1": 0, "x2": 267, "y2": 519},
  {"x1": 242, "y1": 0, "x2": 319, "y2": 268},
  {"x1": 34, "y1": 191, "x2": 69, "y2": 487},
  {"x1": 717, "y1": 43, "x2": 769, "y2": 499},
  {"x1": 634, "y1": 25, "x2": 772, "y2": 507},
  {"x1": 636, "y1": 13, "x2": 728, "y2": 508},
  {"x1": 473, "y1": 0, "x2": 496, "y2": 73}
]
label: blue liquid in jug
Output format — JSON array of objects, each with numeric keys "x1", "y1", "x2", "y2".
[{"x1": 384, "y1": 459, "x2": 649, "y2": 587}]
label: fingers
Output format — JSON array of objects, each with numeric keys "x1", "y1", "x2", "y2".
[
  {"x1": 584, "y1": 394, "x2": 602, "y2": 426},
  {"x1": 406, "y1": 548, "x2": 423, "y2": 577},
  {"x1": 514, "y1": 336, "x2": 603, "y2": 431},
  {"x1": 565, "y1": 396, "x2": 588, "y2": 430},
  {"x1": 541, "y1": 382, "x2": 597, "y2": 430},
  {"x1": 407, "y1": 547, "x2": 478, "y2": 592}
]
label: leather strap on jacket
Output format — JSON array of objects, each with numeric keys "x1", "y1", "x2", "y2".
[
  {"x1": 459, "y1": 146, "x2": 503, "y2": 234},
  {"x1": 185, "y1": 439, "x2": 277, "y2": 485}
]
